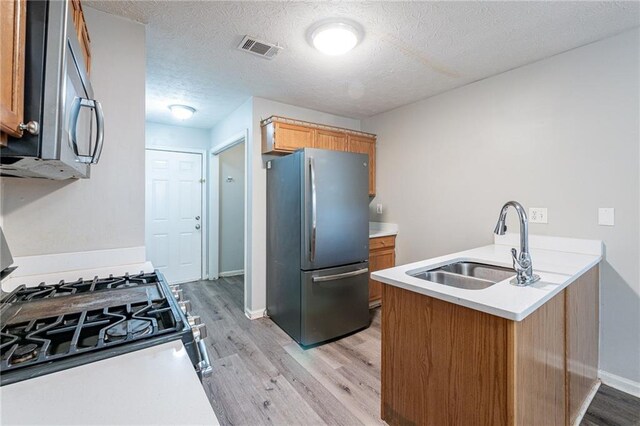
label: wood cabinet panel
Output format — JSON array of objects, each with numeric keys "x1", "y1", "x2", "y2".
[
  {"x1": 262, "y1": 121, "x2": 315, "y2": 153},
  {"x1": 566, "y1": 265, "x2": 599, "y2": 424},
  {"x1": 348, "y1": 135, "x2": 376, "y2": 196},
  {"x1": 274, "y1": 122, "x2": 314, "y2": 151},
  {"x1": 382, "y1": 285, "x2": 510, "y2": 425},
  {"x1": 369, "y1": 235, "x2": 395, "y2": 251},
  {"x1": 315, "y1": 128, "x2": 347, "y2": 151},
  {"x1": 69, "y1": 0, "x2": 91, "y2": 75},
  {"x1": 369, "y1": 248, "x2": 394, "y2": 304},
  {"x1": 0, "y1": 0, "x2": 26, "y2": 140},
  {"x1": 509, "y1": 291, "x2": 566, "y2": 426},
  {"x1": 368, "y1": 235, "x2": 396, "y2": 306}
]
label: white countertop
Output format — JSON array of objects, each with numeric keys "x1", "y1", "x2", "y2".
[
  {"x1": 0, "y1": 341, "x2": 219, "y2": 425},
  {"x1": 371, "y1": 233, "x2": 602, "y2": 321},
  {"x1": 369, "y1": 221, "x2": 398, "y2": 238}
]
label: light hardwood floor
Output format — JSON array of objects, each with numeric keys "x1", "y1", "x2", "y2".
[{"x1": 180, "y1": 277, "x2": 640, "y2": 426}]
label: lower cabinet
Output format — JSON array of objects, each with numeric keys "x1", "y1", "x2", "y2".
[
  {"x1": 369, "y1": 235, "x2": 396, "y2": 307},
  {"x1": 380, "y1": 265, "x2": 600, "y2": 426}
]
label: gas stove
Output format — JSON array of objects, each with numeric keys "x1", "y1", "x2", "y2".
[{"x1": 0, "y1": 271, "x2": 211, "y2": 386}]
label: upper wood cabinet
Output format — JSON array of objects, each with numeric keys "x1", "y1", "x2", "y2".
[
  {"x1": 315, "y1": 128, "x2": 347, "y2": 151},
  {"x1": 262, "y1": 121, "x2": 315, "y2": 153},
  {"x1": 348, "y1": 134, "x2": 376, "y2": 195},
  {"x1": 70, "y1": 0, "x2": 91, "y2": 75},
  {"x1": 261, "y1": 116, "x2": 377, "y2": 196},
  {"x1": 0, "y1": 0, "x2": 27, "y2": 143}
]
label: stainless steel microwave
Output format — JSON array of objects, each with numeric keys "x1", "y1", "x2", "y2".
[{"x1": 1, "y1": 0, "x2": 104, "y2": 180}]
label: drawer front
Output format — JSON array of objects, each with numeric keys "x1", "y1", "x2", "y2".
[{"x1": 370, "y1": 235, "x2": 396, "y2": 251}]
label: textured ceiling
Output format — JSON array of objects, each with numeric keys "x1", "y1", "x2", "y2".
[{"x1": 85, "y1": 1, "x2": 639, "y2": 129}]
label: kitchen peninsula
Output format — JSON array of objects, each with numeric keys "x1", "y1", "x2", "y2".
[{"x1": 372, "y1": 233, "x2": 602, "y2": 426}]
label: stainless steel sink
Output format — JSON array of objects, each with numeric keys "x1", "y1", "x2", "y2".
[{"x1": 409, "y1": 261, "x2": 515, "y2": 290}]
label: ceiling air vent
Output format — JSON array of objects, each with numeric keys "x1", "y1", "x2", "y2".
[{"x1": 237, "y1": 35, "x2": 282, "y2": 59}]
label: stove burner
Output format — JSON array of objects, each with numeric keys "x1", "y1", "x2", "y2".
[
  {"x1": 11, "y1": 343, "x2": 39, "y2": 364},
  {"x1": 105, "y1": 319, "x2": 152, "y2": 340}
]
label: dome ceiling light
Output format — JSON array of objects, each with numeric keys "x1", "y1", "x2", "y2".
[
  {"x1": 169, "y1": 104, "x2": 196, "y2": 120},
  {"x1": 310, "y1": 21, "x2": 362, "y2": 56}
]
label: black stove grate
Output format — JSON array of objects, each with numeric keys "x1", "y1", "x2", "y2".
[
  {"x1": 1, "y1": 272, "x2": 162, "y2": 303},
  {"x1": 0, "y1": 272, "x2": 187, "y2": 381}
]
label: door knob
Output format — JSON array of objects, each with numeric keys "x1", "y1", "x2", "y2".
[
  {"x1": 195, "y1": 216, "x2": 200, "y2": 220},
  {"x1": 195, "y1": 224, "x2": 201, "y2": 230}
]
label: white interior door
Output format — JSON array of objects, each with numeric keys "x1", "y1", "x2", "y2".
[{"x1": 146, "y1": 149, "x2": 203, "y2": 283}]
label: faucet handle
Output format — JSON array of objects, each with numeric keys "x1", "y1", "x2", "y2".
[
  {"x1": 511, "y1": 248, "x2": 531, "y2": 269},
  {"x1": 510, "y1": 248, "x2": 519, "y2": 266}
]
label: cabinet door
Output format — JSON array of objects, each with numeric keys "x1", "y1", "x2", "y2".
[
  {"x1": 369, "y1": 246, "x2": 395, "y2": 305},
  {"x1": 274, "y1": 122, "x2": 315, "y2": 152},
  {"x1": 348, "y1": 135, "x2": 376, "y2": 196},
  {"x1": 369, "y1": 235, "x2": 396, "y2": 305},
  {"x1": 315, "y1": 129, "x2": 347, "y2": 151},
  {"x1": 0, "y1": 0, "x2": 27, "y2": 142}
]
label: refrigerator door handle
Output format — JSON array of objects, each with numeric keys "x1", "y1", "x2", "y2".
[
  {"x1": 312, "y1": 268, "x2": 369, "y2": 283},
  {"x1": 309, "y1": 157, "x2": 317, "y2": 262}
]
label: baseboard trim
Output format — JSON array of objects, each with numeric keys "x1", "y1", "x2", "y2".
[
  {"x1": 599, "y1": 370, "x2": 640, "y2": 398},
  {"x1": 572, "y1": 380, "x2": 601, "y2": 426},
  {"x1": 219, "y1": 269, "x2": 244, "y2": 277},
  {"x1": 244, "y1": 307, "x2": 265, "y2": 320}
]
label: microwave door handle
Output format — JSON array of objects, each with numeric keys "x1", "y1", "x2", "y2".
[
  {"x1": 70, "y1": 98, "x2": 104, "y2": 164},
  {"x1": 90, "y1": 100, "x2": 104, "y2": 164}
]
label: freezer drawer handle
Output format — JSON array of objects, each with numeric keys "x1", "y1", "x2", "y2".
[{"x1": 312, "y1": 268, "x2": 369, "y2": 283}]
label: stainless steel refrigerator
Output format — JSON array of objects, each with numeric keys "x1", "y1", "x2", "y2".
[{"x1": 267, "y1": 148, "x2": 370, "y2": 346}]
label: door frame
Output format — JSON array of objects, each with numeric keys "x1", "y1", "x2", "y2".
[
  {"x1": 145, "y1": 146, "x2": 208, "y2": 281},
  {"x1": 209, "y1": 130, "x2": 248, "y2": 288}
]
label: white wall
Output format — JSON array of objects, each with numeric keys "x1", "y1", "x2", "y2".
[
  {"x1": 363, "y1": 29, "x2": 640, "y2": 385},
  {"x1": 146, "y1": 121, "x2": 211, "y2": 151},
  {"x1": 219, "y1": 142, "x2": 245, "y2": 273},
  {"x1": 1, "y1": 8, "x2": 146, "y2": 256}
]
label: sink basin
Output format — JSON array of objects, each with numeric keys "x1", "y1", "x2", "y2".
[
  {"x1": 409, "y1": 261, "x2": 515, "y2": 290},
  {"x1": 439, "y1": 262, "x2": 516, "y2": 283}
]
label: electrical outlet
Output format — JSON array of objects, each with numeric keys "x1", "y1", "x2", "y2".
[
  {"x1": 529, "y1": 207, "x2": 548, "y2": 224},
  {"x1": 598, "y1": 208, "x2": 614, "y2": 226},
  {"x1": 376, "y1": 204, "x2": 383, "y2": 215}
]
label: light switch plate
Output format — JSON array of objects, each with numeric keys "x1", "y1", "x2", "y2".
[
  {"x1": 376, "y1": 204, "x2": 383, "y2": 215},
  {"x1": 529, "y1": 207, "x2": 548, "y2": 224},
  {"x1": 598, "y1": 208, "x2": 615, "y2": 226}
]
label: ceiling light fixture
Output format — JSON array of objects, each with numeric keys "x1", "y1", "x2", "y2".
[
  {"x1": 169, "y1": 104, "x2": 196, "y2": 120},
  {"x1": 310, "y1": 21, "x2": 361, "y2": 56}
]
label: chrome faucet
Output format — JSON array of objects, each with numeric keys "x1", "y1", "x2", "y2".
[{"x1": 493, "y1": 201, "x2": 540, "y2": 286}]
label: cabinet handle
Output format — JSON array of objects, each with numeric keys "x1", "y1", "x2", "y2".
[{"x1": 18, "y1": 121, "x2": 39, "y2": 135}]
